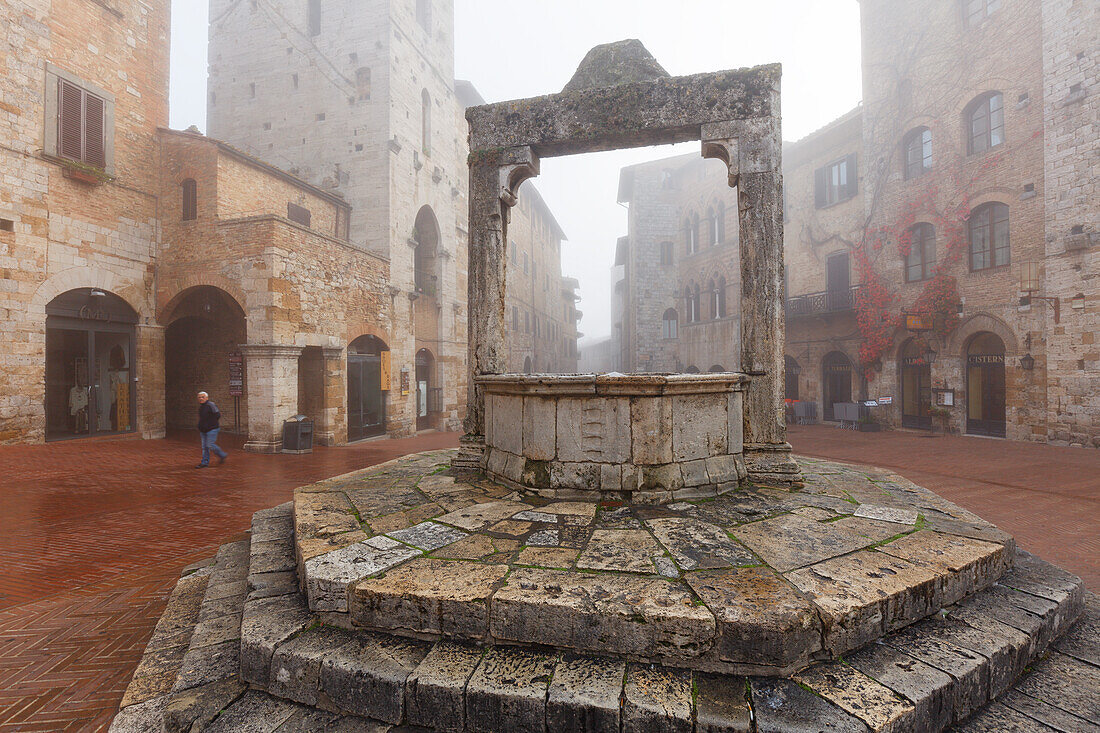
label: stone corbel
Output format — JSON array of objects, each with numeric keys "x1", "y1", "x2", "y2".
[
  {"x1": 497, "y1": 147, "x2": 540, "y2": 208},
  {"x1": 700, "y1": 118, "x2": 781, "y2": 185}
]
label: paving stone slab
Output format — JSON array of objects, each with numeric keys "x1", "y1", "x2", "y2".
[
  {"x1": 1011, "y1": 651, "x2": 1100, "y2": 725},
  {"x1": 685, "y1": 567, "x2": 821, "y2": 668},
  {"x1": 882, "y1": 621, "x2": 989, "y2": 721},
  {"x1": 646, "y1": 517, "x2": 757, "y2": 570},
  {"x1": 831, "y1": 516, "x2": 911, "y2": 543},
  {"x1": 575, "y1": 528, "x2": 665, "y2": 572},
  {"x1": 795, "y1": 661, "x2": 916, "y2": 733},
  {"x1": 750, "y1": 677, "x2": 871, "y2": 732},
  {"x1": 318, "y1": 630, "x2": 432, "y2": 723},
  {"x1": 350, "y1": 558, "x2": 508, "y2": 638},
  {"x1": 108, "y1": 693, "x2": 168, "y2": 733},
  {"x1": 953, "y1": 700, "x2": 1059, "y2": 732},
  {"x1": 204, "y1": 689, "x2": 301, "y2": 732},
  {"x1": 120, "y1": 645, "x2": 191, "y2": 709},
  {"x1": 546, "y1": 654, "x2": 626, "y2": 733},
  {"x1": 788, "y1": 550, "x2": 942, "y2": 655},
  {"x1": 305, "y1": 539, "x2": 420, "y2": 612},
  {"x1": 491, "y1": 567, "x2": 715, "y2": 659},
  {"x1": 248, "y1": 570, "x2": 299, "y2": 601},
  {"x1": 404, "y1": 641, "x2": 485, "y2": 731},
  {"x1": 734, "y1": 513, "x2": 872, "y2": 572},
  {"x1": 241, "y1": 593, "x2": 314, "y2": 687},
  {"x1": 173, "y1": 639, "x2": 240, "y2": 692},
  {"x1": 386, "y1": 521, "x2": 467, "y2": 551},
  {"x1": 1054, "y1": 592, "x2": 1099, "y2": 667},
  {"x1": 465, "y1": 647, "x2": 557, "y2": 733},
  {"x1": 434, "y1": 500, "x2": 533, "y2": 531},
  {"x1": 847, "y1": 642, "x2": 954, "y2": 733},
  {"x1": 431, "y1": 533, "x2": 498, "y2": 561},
  {"x1": 515, "y1": 546, "x2": 578, "y2": 568},
  {"x1": 853, "y1": 503, "x2": 919, "y2": 525},
  {"x1": 878, "y1": 531, "x2": 1008, "y2": 602},
  {"x1": 1000, "y1": 551, "x2": 1084, "y2": 606},
  {"x1": 1000, "y1": 688, "x2": 1100, "y2": 733},
  {"x1": 622, "y1": 664, "x2": 693, "y2": 733},
  {"x1": 695, "y1": 673, "x2": 752, "y2": 732}
]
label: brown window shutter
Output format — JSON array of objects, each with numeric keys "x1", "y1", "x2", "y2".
[
  {"x1": 84, "y1": 93, "x2": 106, "y2": 168},
  {"x1": 182, "y1": 179, "x2": 197, "y2": 220},
  {"x1": 58, "y1": 80, "x2": 84, "y2": 161}
]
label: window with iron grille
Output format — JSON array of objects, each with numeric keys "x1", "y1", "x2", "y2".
[
  {"x1": 905, "y1": 223, "x2": 936, "y2": 282},
  {"x1": 57, "y1": 79, "x2": 107, "y2": 169},
  {"x1": 182, "y1": 179, "x2": 197, "y2": 221},
  {"x1": 967, "y1": 93, "x2": 1004, "y2": 154},
  {"x1": 969, "y1": 203, "x2": 1009, "y2": 271},
  {"x1": 903, "y1": 127, "x2": 932, "y2": 179}
]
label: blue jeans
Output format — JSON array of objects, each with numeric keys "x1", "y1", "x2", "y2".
[{"x1": 200, "y1": 428, "x2": 227, "y2": 465}]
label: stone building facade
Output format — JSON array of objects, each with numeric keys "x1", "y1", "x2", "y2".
[
  {"x1": 613, "y1": 154, "x2": 741, "y2": 374},
  {"x1": 612, "y1": 0, "x2": 1097, "y2": 447}
]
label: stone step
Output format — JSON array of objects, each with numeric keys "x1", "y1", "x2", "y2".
[
  {"x1": 293, "y1": 454, "x2": 1019, "y2": 675},
  {"x1": 237, "y1": 506, "x2": 1087, "y2": 732}
]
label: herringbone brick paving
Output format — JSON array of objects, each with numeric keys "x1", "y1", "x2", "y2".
[{"x1": 0, "y1": 426, "x2": 1094, "y2": 730}]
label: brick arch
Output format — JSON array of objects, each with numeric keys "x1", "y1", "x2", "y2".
[
  {"x1": 964, "y1": 189, "x2": 1016, "y2": 209},
  {"x1": 346, "y1": 325, "x2": 392, "y2": 350},
  {"x1": 31, "y1": 266, "x2": 151, "y2": 319},
  {"x1": 947, "y1": 312, "x2": 1019, "y2": 356},
  {"x1": 159, "y1": 276, "x2": 248, "y2": 324}
]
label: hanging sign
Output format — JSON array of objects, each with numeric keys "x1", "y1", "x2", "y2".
[
  {"x1": 905, "y1": 313, "x2": 933, "y2": 331},
  {"x1": 228, "y1": 353, "x2": 244, "y2": 396},
  {"x1": 379, "y1": 350, "x2": 391, "y2": 391}
]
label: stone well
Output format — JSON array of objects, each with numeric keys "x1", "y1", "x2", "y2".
[{"x1": 479, "y1": 372, "x2": 748, "y2": 503}]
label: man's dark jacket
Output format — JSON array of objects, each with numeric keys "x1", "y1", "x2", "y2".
[{"x1": 198, "y1": 400, "x2": 221, "y2": 433}]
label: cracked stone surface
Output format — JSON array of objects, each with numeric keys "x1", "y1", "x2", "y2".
[{"x1": 289, "y1": 450, "x2": 1017, "y2": 673}]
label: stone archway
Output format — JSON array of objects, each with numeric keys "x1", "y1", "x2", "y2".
[
  {"x1": 460, "y1": 43, "x2": 795, "y2": 484},
  {"x1": 965, "y1": 332, "x2": 1007, "y2": 438}
]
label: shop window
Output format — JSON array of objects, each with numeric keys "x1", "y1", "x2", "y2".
[
  {"x1": 969, "y1": 203, "x2": 1010, "y2": 271},
  {"x1": 903, "y1": 127, "x2": 932, "y2": 179},
  {"x1": 814, "y1": 153, "x2": 858, "y2": 207},
  {"x1": 181, "y1": 179, "x2": 197, "y2": 221},
  {"x1": 967, "y1": 92, "x2": 1004, "y2": 154},
  {"x1": 905, "y1": 223, "x2": 936, "y2": 281}
]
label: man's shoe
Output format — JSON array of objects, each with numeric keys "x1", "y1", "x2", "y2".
[
  {"x1": 195, "y1": 463, "x2": 208, "y2": 468},
  {"x1": 217, "y1": 454, "x2": 226, "y2": 465}
]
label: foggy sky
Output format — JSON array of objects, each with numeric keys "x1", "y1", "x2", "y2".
[{"x1": 169, "y1": 0, "x2": 863, "y2": 345}]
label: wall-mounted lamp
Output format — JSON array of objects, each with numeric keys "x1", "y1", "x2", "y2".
[
  {"x1": 789, "y1": 362, "x2": 802, "y2": 377},
  {"x1": 1018, "y1": 261, "x2": 1060, "y2": 323},
  {"x1": 1071, "y1": 293, "x2": 1086, "y2": 310},
  {"x1": 1020, "y1": 353, "x2": 1035, "y2": 371},
  {"x1": 922, "y1": 346, "x2": 938, "y2": 364}
]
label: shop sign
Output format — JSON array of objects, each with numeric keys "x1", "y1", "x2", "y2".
[
  {"x1": 877, "y1": 396, "x2": 893, "y2": 404},
  {"x1": 379, "y1": 350, "x2": 391, "y2": 391},
  {"x1": 967, "y1": 354, "x2": 1005, "y2": 365},
  {"x1": 228, "y1": 353, "x2": 244, "y2": 396},
  {"x1": 905, "y1": 313, "x2": 933, "y2": 331}
]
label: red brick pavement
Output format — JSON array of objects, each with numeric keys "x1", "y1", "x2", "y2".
[
  {"x1": 0, "y1": 426, "x2": 1095, "y2": 730},
  {"x1": 788, "y1": 424, "x2": 1100, "y2": 590},
  {"x1": 0, "y1": 430, "x2": 458, "y2": 732}
]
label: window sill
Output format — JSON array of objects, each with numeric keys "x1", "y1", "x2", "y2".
[
  {"x1": 968, "y1": 263, "x2": 1011, "y2": 275},
  {"x1": 814, "y1": 196, "x2": 856, "y2": 211}
]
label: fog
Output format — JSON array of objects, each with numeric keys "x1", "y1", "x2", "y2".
[{"x1": 170, "y1": 0, "x2": 862, "y2": 344}]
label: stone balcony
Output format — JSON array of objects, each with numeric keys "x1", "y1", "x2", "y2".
[{"x1": 479, "y1": 373, "x2": 748, "y2": 504}]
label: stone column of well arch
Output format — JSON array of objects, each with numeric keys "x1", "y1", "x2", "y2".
[{"x1": 702, "y1": 119, "x2": 802, "y2": 486}]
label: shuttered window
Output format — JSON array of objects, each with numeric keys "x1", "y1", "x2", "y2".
[
  {"x1": 58, "y1": 79, "x2": 107, "y2": 169},
  {"x1": 182, "y1": 179, "x2": 197, "y2": 221},
  {"x1": 814, "y1": 153, "x2": 858, "y2": 208}
]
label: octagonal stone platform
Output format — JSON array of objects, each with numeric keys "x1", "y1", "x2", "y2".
[
  {"x1": 479, "y1": 373, "x2": 749, "y2": 504},
  {"x1": 292, "y1": 450, "x2": 1015, "y2": 677}
]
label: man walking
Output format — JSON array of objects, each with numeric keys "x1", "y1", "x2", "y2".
[{"x1": 196, "y1": 391, "x2": 228, "y2": 468}]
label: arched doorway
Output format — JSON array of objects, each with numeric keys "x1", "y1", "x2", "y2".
[
  {"x1": 415, "y1": 348, "x2": 434, "y2": 430},
  {"x1": 966, "y1": 332, "x2": 1006, "y2": 437},
  {"x1": 45, "y1": 288, "x2": 138, "y2": 439},
  {"x1": 784, "y1": 356, "x2": 800, "y2": 400},
  {"x1": 899, "y1": 339, "x2": 932, "y2": 430},
  {"x1": 822, "y1": 351, "x2": 853, "y2": 421},
  {"x1": 163, "y1": 286, "x2": 248, "y2": 433},
  {"x1": 348, "y1": 335, "x2": 389, "y2": 440}
]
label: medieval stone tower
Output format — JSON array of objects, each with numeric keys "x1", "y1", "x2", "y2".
[{"x1": 207, "y1": 0, "x2": 467, "y2": 435}]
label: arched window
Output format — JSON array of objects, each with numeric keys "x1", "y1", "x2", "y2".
[
  {"x1": 715, "y1": 201, "x2": 725, "y2": 244},
  {"x1": 968, "y1": 203, "x2": 1009, "y2": 271},
  {"x1": 684, "y1": 216, "x2": 697, "y2": 255},
  {"x1": 705, "y1": 206, "x2": 717, "y2": 246},
  {"x1": 966, "y1": 92, "x2": 1004, "y2": 154},
  {"x1": 964, "y1": 0, "x2": 1001, "y2": 27},
  {"x1": 181, "y1": 178, "x2": 197, "y2": 221},
  {"x1": 905, "y1": 223, "x2": 936, "y2": 282},
  {"x1": 707, "y1": 279, "x2": 718, "y2": 319},
  {"x1": 716, "y1": 276, "x2": 727, "y2": 317},
  {"x1": 691, "y1": 213, "x2": 700, "y2": 253},
  {"x1": 903, "y1": 127, "x2": 932, "y2": 179},
  {"x1": 413, "y1": 206, "x2": 440, "y2": 294},
  {"x1": 662, "y1": 308, "x2": 678, "y2": 339},
  {"x1": 421, "y1": 89, "x2": 431, "y2": 155},
  {"x1": 685, "y1": 285, "x2": 701, "y2": 323}
]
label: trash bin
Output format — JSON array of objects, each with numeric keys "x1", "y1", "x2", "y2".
[{"x1": 281, "y1": 415, "x2": 314, "y2": 454}]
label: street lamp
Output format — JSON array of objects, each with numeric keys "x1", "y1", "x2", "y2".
[{"x1": 922, "y1": 346, "x2": 938, "y2": 365}]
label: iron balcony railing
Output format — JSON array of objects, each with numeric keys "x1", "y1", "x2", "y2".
[{"x1": 786, "y1": 285, "x2": 861, "y2": 317}]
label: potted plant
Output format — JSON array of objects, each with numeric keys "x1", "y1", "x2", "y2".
[
  {"x1": 857, "y1": 414, "x2": 882, "y2": 432},
  {"x1": 927, "y1": 406, "x2": 951, "y2": 436}
]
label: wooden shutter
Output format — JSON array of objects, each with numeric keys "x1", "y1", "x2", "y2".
[
  {"x1": 58, "y1": 80, "x2": 84, "y2": 161},
  {"x1": 813, "y1": 166, "x2": 826, "y2": 208},
  {"x1": 845, "y1": 153, "x2": 858, "y2": 198},
  {"x1": 84, "y1": 93, "x2": 106, "y2": 168},
  {"x1": 182, "y1": 179, "x2": 197, "y2": 220}
]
